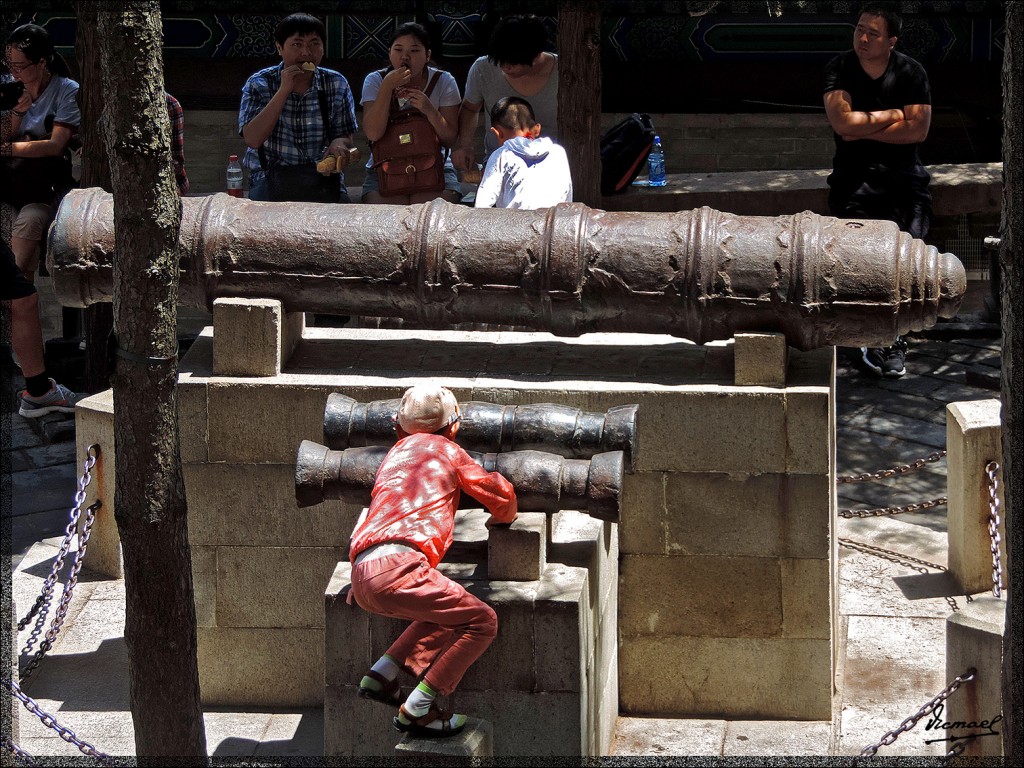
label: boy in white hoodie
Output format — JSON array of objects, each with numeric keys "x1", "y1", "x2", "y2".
[{"x1": 474, "y1": 96, "x2": 572, "y2": 209}]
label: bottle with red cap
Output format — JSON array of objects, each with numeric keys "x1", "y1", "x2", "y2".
[{"x1": 226, "y1": 154, "x2": 244, "y2": 197}]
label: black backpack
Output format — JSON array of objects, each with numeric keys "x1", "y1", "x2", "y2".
[{"x1": 600, "y1": 113, "x2": 655, "y2": 195}]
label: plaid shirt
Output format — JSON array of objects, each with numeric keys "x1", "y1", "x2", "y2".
[
  {"x1": 238, "y1": 64, "x2": 358, "y2": 183},
  {"x1": 165, "y1": 92, "x2": 189, "y2": 196}
]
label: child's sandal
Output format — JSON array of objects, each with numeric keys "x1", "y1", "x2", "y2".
[
  {"x1": 393, "y1": 703, "x2": 466, "y2": 738},
  {"x1": 357, "y1": 670, "x2": 402, "y2": 706}
]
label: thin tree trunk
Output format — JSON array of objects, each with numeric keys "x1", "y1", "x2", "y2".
[
  {"x1": 558, "y1": 1, "x2": 602, "y2": 208},
  {"x1": 76, "y1": 1, "x2": 114, "y2": 393},
  {"x1": 1001, "y1": 2, "x2": 1021, "y2": 760},
  {"x1": 96, "y1": 5, "x2": 207, "y2": 760}
]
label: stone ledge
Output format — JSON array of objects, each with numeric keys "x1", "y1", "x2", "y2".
[{"x1": 600, "y1": 162, "x2": 1002, "y2": 217}]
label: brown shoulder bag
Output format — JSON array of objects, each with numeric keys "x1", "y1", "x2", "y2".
[{"x1": 371, "y1": 69, "x2": 445, "y2": 198}]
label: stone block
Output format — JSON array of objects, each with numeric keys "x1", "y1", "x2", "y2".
[
  {"x1": 662, "y1": 472, "x2": 829, "y2": 560},
  {"x1": 945, "y1": 595, "x2": 1006, "y2": 757},
  {"x1": 619, "y1": 634, "x2": 833, "y2": 720},
  {"x1": 216, "y1": 545, "x2": 344, "y2": 628},
  {"x1": 395, "y1": 717, "x2": 493, "y2": 761},
  {"x1": 457, "y1": 578, "x2": 537, "y2": 692},
  {"x1": 785, "y1": 389, "x2": 832, "y2": 474},
  {"x1": 619, "y1": 471, "x2": 666, "y2": 555},
  {"x1": 946, "y1": 400, "x2": 1005, "y2": 594},
  {"x1": 534, "y1": 563, "x2": 589, "y2": 692},
  {"x1": 635, "y1": 390, "x2": 787, "y2": 473},
  {"x1": 781, "y1": 558, "x2": 832, "y2": 639},
  {"x1": 74, "y1": 389, "x2": 121, "y2": 578},
  {"x1": 191, "y1": 545, "x2": 217, "y2": 627},
  {"x1": 324, "y1": 562, "x2": 373, "y2": 685},
  {"x1": 213, "y1": 297, "x2": 286, "y2": 377},
  {"x1": 449, "y1": 689, "x2": 585, "y2": 756},
  {"x1": 206, "y1": 381, "x2": 336, "y2": 463},
  {"x1": 183, "y1": 462, "x2": 357, "y2": 547},
  {"x1": 734, "y1": 332, "x2": 787, "y2": 387},
  {"x1": 176, "y1": 378, "x2": 209, "y2": 464},
  {"x1": 325, "y1": 682, "x2": 402, "y2": 756},
  {"x1": 198, "y1": 627, "x2": 324, "y2": 706},
  {"x1": 664, "y1": 472, "x2": 781, "y2": 557},
  {"x1": 487, "y1": 513, "x2": 546, "y2": 581},
  {"x1": 783, "y1": 474, "x2": 832, "y2": 559},
  {"x1": 619, "y1": 554, "x2": 782, "y2": 638}
]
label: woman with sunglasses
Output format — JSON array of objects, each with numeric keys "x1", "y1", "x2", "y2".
[{"x1": 2, "y1": 23, "x2": 80, "y2": 283}]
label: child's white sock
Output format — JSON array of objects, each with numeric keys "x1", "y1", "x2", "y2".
[
  {"x1": 359, "y1": 654, "x2": 399, "y2": 692},
  {"x1": 400, "y1": 680, "x2": 436, "y2": 718}
]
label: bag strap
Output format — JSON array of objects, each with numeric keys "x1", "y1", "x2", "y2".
[{"x1": 259, "y1": 74, "x2": 334, "y2": 171}]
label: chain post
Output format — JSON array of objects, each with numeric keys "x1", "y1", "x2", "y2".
[{"x1": 985, "y1": 461, "x2": 1003, "y2": 598}]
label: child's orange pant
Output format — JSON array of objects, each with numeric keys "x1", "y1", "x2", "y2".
[{"x1": 350, "y1": 550, "x2": 497, "y2": 696}]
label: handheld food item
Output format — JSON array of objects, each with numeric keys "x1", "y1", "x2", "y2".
[
  {"x1": 301, "y1": 62, "x2": 316, "y2": 72},
  {"x1": 316, "y1": 147, "x2": 362, "y2": 174}
]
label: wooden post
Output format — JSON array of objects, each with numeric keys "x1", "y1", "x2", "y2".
[{"x1": 557, "y1": 1, "x2": 602, "y2": 208}]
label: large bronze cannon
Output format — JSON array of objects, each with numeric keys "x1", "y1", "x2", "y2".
[
  {"x1": 48, "y1": 189, "x2": 966, "y2": 350},
  {"x1": 323, "y1": 394, "x2": 638, "y2": 469},
  {"x1": 295, "y1": 440, "x2": 623, "y2": 522}
]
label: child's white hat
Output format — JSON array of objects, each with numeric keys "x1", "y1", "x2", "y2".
[{"x1": 397, "y1": 383, "x2": 460, "y2": 434}]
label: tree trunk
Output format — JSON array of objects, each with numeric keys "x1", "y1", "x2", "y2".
[
  {"x1": 1001, "y1": 2, "x2": 1021, "y2": 760},
  {"x1": 96, "y1": 5, "x2": 207, "y2": 760},
  {"x1": 558, "y1": 1, "x2": 602, "y2": 208},
  {"x1": 76, "y1": 1, "x2": 114, "y2": 393}
]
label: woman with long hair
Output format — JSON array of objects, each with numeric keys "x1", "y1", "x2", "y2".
[{"x1": 360, "y1": 22, "x2": 462, "y2": 204}]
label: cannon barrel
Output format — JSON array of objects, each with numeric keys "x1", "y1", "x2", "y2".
[
  {"x1": 48, "y1": 189, "x2": 966, "y2": 350},
  {"x1": 323, "y1": 393, "x2": 638, "y2": 469},
  {"x1": 295, "y1": 440, "x2": 623, "y2": 522}
]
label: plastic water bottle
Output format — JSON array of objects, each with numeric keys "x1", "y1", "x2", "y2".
[
  {"x1": 648, "y1": 136, "x2": 666, "y2": 187},
  {"x1": 226, "y1": 154, "x2": 244, "y2": 197}
]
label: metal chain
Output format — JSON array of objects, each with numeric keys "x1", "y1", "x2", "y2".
[
  {"x1": 2, "y1": 734, "x2": 35, "y2": 764},
  {"x1": 839, "y1": 496, "x2": 947, "y2": 518},
  {"x1": 8, "y1": 678, "x2": 113, "y2": 763},
  {"x1": 18, "y1": 444, "x2": 99, "y2": 633},
  {"x1": 839, "y1": 538, "x2": 971, "y2": 613},
  {"x1": 839, "y1": 450, "x2": 946, "y2": 484},
  {"x1": 854, "y1": 668, "x2": 976, "y2": 761},
  {"x1": 986, "y1": 460, "x2": 1003, "y2": 598},
  {"x1": 19, "y1": 501, "x2": 102, "y2": 683}
]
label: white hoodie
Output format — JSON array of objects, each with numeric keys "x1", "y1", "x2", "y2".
[{"x1": 474, "y1": 136, "x2": 573, "y2": 209}]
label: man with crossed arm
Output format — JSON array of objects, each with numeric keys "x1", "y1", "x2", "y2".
[{"x1": 824, "y1": 2, "x2": 932, "y2": 378}]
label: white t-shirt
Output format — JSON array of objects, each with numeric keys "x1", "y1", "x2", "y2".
[
  {"x1": 464, "y1": 55, "x2": 559, "y2": 159},
  {"x1": 360, "y1": 66, "x2": 460, "y2": 169},
  {"x1": 474, "y1": 136, "x2": 572, "y2": 209}
]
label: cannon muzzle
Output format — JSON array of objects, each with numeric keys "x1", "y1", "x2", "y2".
[
  {"x1": 49, "y1": 189, "x2": 966, "y2": 350},
  {"x1": 295, "y1": 440, "x2": 622, "y2": 522},
  {"x1": 323, "y1": 393, "x2": 638, "y2": 469}
]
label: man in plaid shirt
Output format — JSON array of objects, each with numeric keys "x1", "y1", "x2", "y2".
[
  {"x1": 165, "y1": 92, "x2": 189, "y2": 196},
  {"x1": 239, "y1": 13, "x2": 358, "y2": 202}
]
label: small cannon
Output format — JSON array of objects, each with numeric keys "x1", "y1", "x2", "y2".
[
  {"x1": 295, "y1": 440, "x2": 623, "y2": 522},
  {"x1": 48, "y1": 189, "x2": 965, "y2": 350},
  {"x1": 323, "y1": 394, "x2": 638, "y2": 469}
]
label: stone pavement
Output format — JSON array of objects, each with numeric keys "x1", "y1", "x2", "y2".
[{"x1": 4, "y1": 325, "x2": 1003, "y2": 760}]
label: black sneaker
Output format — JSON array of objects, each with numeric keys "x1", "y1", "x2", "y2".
[{"x1": 860, "y1": 338, "x2": 907, "y2": 378}]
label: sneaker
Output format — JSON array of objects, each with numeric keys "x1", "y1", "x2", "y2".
[
  {"x1": 860, "y1": 338, "x2": 908, "y2": 378},
  {"x1": 18, "y1": 379, "x2": 85, "y2": 418}
]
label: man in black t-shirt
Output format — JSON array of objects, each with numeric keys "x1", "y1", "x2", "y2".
[{"x1": 824, "y1": 2, "x2": 932, "y2": 378}]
